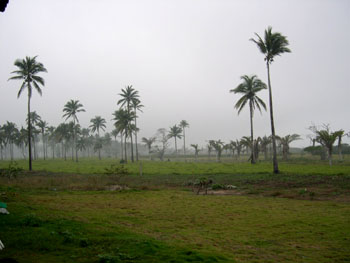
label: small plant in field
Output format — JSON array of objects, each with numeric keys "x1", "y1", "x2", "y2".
[
  {"x1": 22, "y1": 213, "x2": 43, "y2": 227},
  {"x1": 104, "y1": 164, "x2": 129, "y2": 184},
  {"x1": 0, "y1": 162, "x2": 23, "y2": 179},
  {"x1": 194, "y1": 177, "x2": 213, "y2": 195},
  {"x1": 211, "y1": 184, "x2": 224, "y2": 190}
]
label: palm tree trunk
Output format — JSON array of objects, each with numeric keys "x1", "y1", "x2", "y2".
[
  {"x1": 183, "y1": 129, "x2": 186, "y2": 156},
  {"x1": 74, "y1": 121, "x2": 79, "y2": 162},
  {"x1": 175, "y1": 137, "x2": 177, "y2": 158},
  {"x1": 249, "y1": 101, "x2": 256, "y2": 164},
  {"x1": 338, "y1": 137, "x2": 343, "y2": 161},
  {"x1": 120, "y1": 134, "x2": 124, "y2": 161},
  {"x1": 127, "y1": 104, "x2": 134, "y2": 162},
  {"x1": 124, "y1": 133, "x2": 127, "y2": 163},
  {"x1": 267, "y1": 62, "x2": 279, "y2": 174},
  {"x1": 134, "y1": 115, "x2": 139, "y2": 162},
  {"x1": 27, "y1": 91, "x2": 33, "y2": 171},
  {"x1": 328, "y1": 149, "x2": 332, "y2": 166},
  {"x1": 130, "y1": 131, "x2": 134, "y2": 162}
]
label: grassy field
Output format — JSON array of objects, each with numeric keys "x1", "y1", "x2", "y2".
[
  {"x1": 1, "y1": 156, "x2": 350, "y2": 176},
  {"x1": 1, "y1": 158, "x2": 350, "y2": 262}
]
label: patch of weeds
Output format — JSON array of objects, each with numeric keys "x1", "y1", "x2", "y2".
[
  {"x1": 298, "y1": 188, "x2": 308, "y2": 195},
  {"x1": 211, "y1": 184, "x2": 224, "y2": 190},
  {"x1": 21, "y1": 213, "x2": 43, "y2": 227},
  {"x1": 104, "y1": 164, "x2": 129, "y2": 183},
  {"x1": 59, "y1": 230, "x2": 75, "y2": 244},
  {"x1": 0, "y1": 162, "x2": 24, "y2": 179},
  {"x1": 79, "y1": 238, "x2": 89, "y2": 247}
]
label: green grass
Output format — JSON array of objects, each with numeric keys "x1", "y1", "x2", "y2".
[
  {"x1": 1, "y1": 158, "x2": 350, "y2": 262},
  {"x1": 1, "y1": 157, "x2": 350, "y2": 176},
  {"x1": 1, "y1": 189, "x2": 349, "y2": 262}
]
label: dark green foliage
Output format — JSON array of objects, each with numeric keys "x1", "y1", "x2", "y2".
[
  {"x1": 303, "y1": 146, "x2": 326, "y2": 160},
  {"x1": 21, "y1": 213, "x2": 43, "y2": 227},
  {"x1": 211, "y1": 184, "x2": 224, "y2": 190},
  {"x1": 104, "y1": 164, "x2": 129, "y2": 176}
]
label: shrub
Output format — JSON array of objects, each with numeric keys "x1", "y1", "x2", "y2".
[
  {"x1": 211, "y1": 184, "x2": 224, "y2": 190},
  {"x1": 0, "y1": 162, "x2": 23, "y2": 179},
  {"x1": 104, "y1": 164, "x2": 129, "y2": 183}
]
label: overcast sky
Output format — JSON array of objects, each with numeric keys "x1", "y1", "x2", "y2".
[{"x1": 0, "y1": 0, "x2": 349, "y2": 148}]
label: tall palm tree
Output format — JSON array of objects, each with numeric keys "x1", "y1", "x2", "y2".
[
  {"x1": 230, "y1": 75, "x2": 267, "y2": 164},
  {"x1": 112, "y1": 109, "x2": 135, "y2": 162},
  {"x1": 117, "y1": 85, "x2": 140, "y2": 162},
  {"x1": 62, "y1": 99, "x2": 85, "y2": 162},
  {"x1": 132, "y1": 98, "x2": 144, "y2": 162},
  {"x1": 90, "y1": 116, "x2": 106, "y2": 160},
  {"x1": 251, "y1": 27, "x2": 291, "y2": 173},
  {"x1": 179, "y1": 120, "x2": 189, "y2": 156},
  {"x1": 9, "y1": 56, "x2": 47, "y2": 170},
  {"x1": 168, "y1": 125, "x2": 182, "y2": 157}
]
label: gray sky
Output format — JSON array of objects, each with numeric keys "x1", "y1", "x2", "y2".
[{"x1": 1, "y1": 0, "x2": 349, "y2": 148}]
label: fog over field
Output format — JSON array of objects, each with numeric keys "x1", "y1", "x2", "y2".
[{"x1": 0, "y1": 0, "x2": 349, "y2": 148}]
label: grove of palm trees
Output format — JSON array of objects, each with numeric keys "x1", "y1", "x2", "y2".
[{"x1": 1, "y1": 1, "x2": 349, "y2": 263}]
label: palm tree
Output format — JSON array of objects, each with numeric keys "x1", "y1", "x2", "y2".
[
  {"x1": 276, "y1": 134, "x2": 300, "y2": 160},
  {"x1": 9, "y1": 56, "x2": 47, "y2": 170},
  {"x1": 47, "y1": 126, "x2": 56, "y2": 159},
  {"x1": 209, "y1": 140, "x2": 224, "y2": 162},
  {"x1": 206, "y1": 143, "x2": 213, "y2": 160},
  {"x1": 55, "y1": 123, "x2": 70, "y2": 160},
  {"x1": 240, "y1": 136, "x2": 253, "y2": 161},
  {"x1": 132, "y1": 98, "x2": 144, "y2": 161},
  {"x1": 117, "y1": 85, "x2": 140, "y2": 162},
  {"x1": 235, "y1": 139, "x2": 243, "y2": 160},
  {"x1": 230, "y1": 75, "x2": 267, "y2": 164},
  {"x1": 251, "y1": 27, "x2": 291, "y2": 173},
  {"x1": 36, "y1": 120, "x2": 48, "y2": 160},
  {"x1": 90, "y1": 116, "x2": 107, "y2": 160},
  {"x1": 260, "y1": 136, "x2": 271, "y2": 161},
  {"x1": 179, "y1": 120, "x2": 189, "y2": 156},
  {"x1": 111, "y1": 128, "x2": 120, "y2": 158},
  {"x1": 112, "y1": 109, "x2": 134, "y2": 162},
  {"x1": 168, "y1": 125, "x2": 182, "y2": 157},
  {"x1": 190, "y1": 144, "x2": 200, "y2": 160},
  {"x1": 142, "y1": 137, "x2": 156, "y2": 159},
  {"x1": 63, "y1": 99, "x2": 85, "y2": 162},
  {"x1": 316, "y1": 129, "x2": 343, "y2": 166},
  {"x1": 2, "y1": 121, "x2": 18, "y2": 160},
  {"x1": 336, "y1": 130, "x2": 345, "y2": 161}
]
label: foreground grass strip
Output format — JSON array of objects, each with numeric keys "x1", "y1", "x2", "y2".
[
  {"x1": 1, "y1": 189, "x2": 349, "y2": 262},
  {"x1": 0, "y1": 192, "x2": 229, "y2": 262}
]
